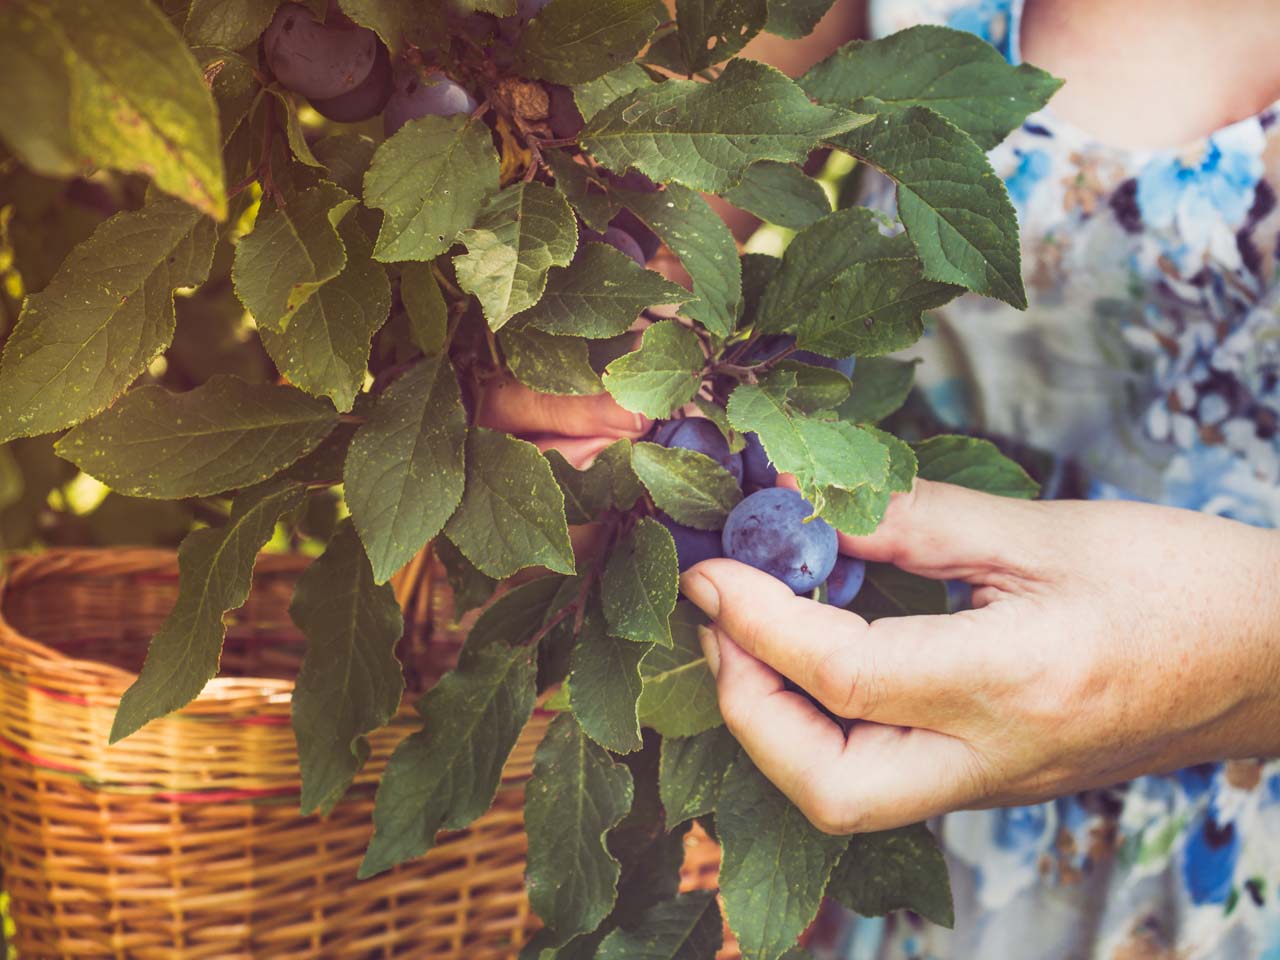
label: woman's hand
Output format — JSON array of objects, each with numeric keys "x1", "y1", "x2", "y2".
[
  {"x1": 679, "y1": 479, "x2": 1280, "y2": 835},
  {"x1": 475, "y1": 377, "x2": 649, "y2": 468}
]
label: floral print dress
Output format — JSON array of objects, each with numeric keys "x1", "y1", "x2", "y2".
[{"x1": 826, "y1": 1, "x2": 1280, "y2": 958}]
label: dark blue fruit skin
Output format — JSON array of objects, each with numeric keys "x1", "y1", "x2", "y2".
[
  {"x1": 587, "y1": 225, "x2": 645, "y2": 266},
  {"x1": 823, "y1": 555, "x2": 866, "y2": 608},
  {"x1": 741, "y1": 335, "x2": 856, "y2": 378},
  {"x1": 657, "y1": 514, "x2": 723, "y2": 572},
  {"x1": 309, "y1": 41, "x2": 392, "y2": 122},
  {"x1": 547, "y1": 84, "x2": 584, "y2": 140},
  {"x1": 722, "y1": 488, "x2": 838, "y2": 594},
  {"x1": 265, "y1": 3, "x2": 379, "y2": 101},
  {"x1": 740, "y1": 432, "x2": 777, "y2": 492},
  {"x1": 656, "y1": 419, "x2": 743, "y2": 486},
  {"x1": 384, "y1": 67, "x2": 478, "y2": 136}
]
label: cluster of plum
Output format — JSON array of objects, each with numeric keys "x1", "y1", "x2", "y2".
[
  {"x1": 263, "y1": 0, "x2": 577, "y2": 131},
  {"x1": 652, "y1": 415, "x2": 866, "y2": 608},
  {"x1": 262, "y1": 1, "x2": 650, "y2": 260}
]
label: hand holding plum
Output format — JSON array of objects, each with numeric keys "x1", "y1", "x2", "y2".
[{"x1": 681, "y1": 480, "x2": 1280, "y2": 834}]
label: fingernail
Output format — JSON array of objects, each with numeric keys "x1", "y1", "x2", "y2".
[
  {"x1": 680, "y1": 570, "x2": 721, "y2": 619},
  {"x1": 697, "y1": 625, "x2": 721, "y2": 678}
]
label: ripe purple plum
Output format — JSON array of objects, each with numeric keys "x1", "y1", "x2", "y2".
[
  {"x1": 547, "y1": 84, "x2": 584, "y2": 140},
  {"x1": 741, "y1": 432, "x2": 778, "y2": 492},
  {"x1": 309, "y1": 41, "x2": 392, "y2": 122},
  {"x1": 655, "y1": 418, "x2": 743, "y2": 487},
  {"x1": 265, "y1": 3, "x2": 379, "y2": 101},
  {"x1": 741, "y1": 334, "x2": 856, "y2": 378},
  {"x1": 585, "y1": 226, "x2": 646, "y2": 266},
  {"x1": 823, "y1": 555, "x2": 866, "y2": 608},
  {"x1": 384, "y1": 66, "x2": 478, "y2": 136},
  {"x1": 721, "y1": 488, "x2": 838, "y2": 594},
  {"x1": 657, "y1": 514, "x2": 723, "y2": 572}
]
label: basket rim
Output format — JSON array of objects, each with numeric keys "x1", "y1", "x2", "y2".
[{"x1": 0, "y1": 547, "x2": 312, "y2": 700}]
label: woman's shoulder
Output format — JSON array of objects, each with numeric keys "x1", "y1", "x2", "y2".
[{"x1": 868, "y1": 0, "x2": 1018, "y2": 58}]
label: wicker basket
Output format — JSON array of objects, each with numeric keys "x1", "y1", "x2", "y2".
[{"x1": 0, "y1": 549, "x2": 738, "y2": 960}]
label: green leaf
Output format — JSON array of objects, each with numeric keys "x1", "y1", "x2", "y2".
[
  {"x1": 359, "y1": 580, "x2": 548, "y2": 877},
  {"x1": 801, "y1": 26, "x2": 1062, "y2": 150},
  {"x1": 337, "y1": 0, "x2": 446, "y2": 53},
  {"x1": 727, "y1": 376, "x2": 889, "y2": 497},
  {"x1": 717, "y1": 753, "x2": 848, "y2": 960},
  {"x1": 544, "y1": 150, "x2": 619, "y2": 233},
  {"x1": 573, "y1": 63, "x2": 655, "y2": 122},
  {"x1": 545, "y1": 450, "x2": 614, "y2": 525},
  {"x1": 56, "y1": 377, "x2": 338, "y2": 499},
  {"x1": 638, "y1": 601, "x2": 722, "y2": 737},
  {"x1": 364, "y1": 115, "x2": 500, "y2": 263},
  {"x1": 582, "y1": 59, "x2": 869, "y2": 193},
  {"x1": 603, "y1": 321, "x2": 704, "y2": 418},
  {"x1": 258, "y1": 218, "x2": 390, "y2": 413},
  {"x1": 455, "y1": 182, "x2": 579, "y2": 330},
  {"x1": 268, "y1": 87, "x2": 325, "y2": 169},
  {"x1": 836, "y1": 104, "x2": 1026, "y2": 308},
  {"x1": 837, "y1": 357, "x2": 917, "y2": 424},
  {"x1": 599, "y1": 437, "x2": 646, "y2": 510},
  {"x1": 765, "y1": 0, "x2": 836, "y2": 38},
  {"x1": 186, "y1": 0, "x2": 280, "y2": 49},
  {"x1": 722, "y1": 160, "x2": 831, "y2": 230},
  {"x1": 525, "y1": 713, "x2": 635, "y2": 941},
  {"x1": 827, "y1": 824, "x2": 954, "y2": 927},
  {"x1": 863, "y1": 427, "x2": 916, "y2": 494},
  {"x1": 456, "y1": 0, "x2": 515, "y2": 13},
  {"x1": 757, "y1": 207, "x2": 959, "y2": 357},
  {"x1": 819, "y1": 484, "x2": 891, "y2": 538},
  {"x1": 659, "y1": 725, "x2": 737, "y2": 824},
  {"x1": 198, "y1": 47, "x2": 259, "y2": 144},
  {"x1": 0, "y1": 198, "x2": 216, "y2": 443},
  {"x1": 435, "y1": 537, "x2": 498, "y2": 621},
  {"x1": 569, "y1": 610, "x2": 650, "y2": 754},
  {"x1": 631, "y1": 441, "x2": 741, "y2": 530},
  {"x1": 515, "y1": 0, "x2": 661, "y2": 85},
  {"x1": 913, "y1": 435, "x2": 1039, "y2": 499},
  {"x1": 400, "y1": 261, "x2": 448, "y2": 355},
  {"x1": 618, "y1": 184, "x2": 741, "y2": 339},
  {"x1": 313, "y1": 133, "x2": 378, "y2": 200},
  {"x1": 109, "y1": 483, "x2": 304, "y2": 742},
  {"x1": 232, "y1": 182, "x2": 356, "y2": 330},
  {"x1": 290, "y1": 518, "x2": 405, "y2": 815},
  {"x1": 855, "y1": 563, "x2": 948, "y2": 619},
  {"x1": 602, "y1": 517, "x2": 679, "y2": 646},
  {"x1": 0, "y1": 0, "x2": 227, "y2": 219},
  {"x1": 516, "y1": 242, "x2": 693, "y2": 339},
  {"x1": 596, "y1": 890, "x2": 723, "y2": 960},
  {"x1": 444, "y1": 428, "x2": 576, "y2": 579},
  {"x1": 501, "y1": 327, "x2": 603, "y2": 397},
  {"x1": 677, "y1": 0, "x2": 768, "y2": 72},
  {"x1": 739, "y1": 252, "x2": 781, "y2": 330},
  {"x1": 772, "y1": 360, "x2": 851, "y2": 413},
  {"x1": 344, "y1": 355, "x2": 467, "y2": 583}
]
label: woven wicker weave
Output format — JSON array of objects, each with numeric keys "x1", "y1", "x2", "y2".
[{"x1": 0, "y1": 548, "x2": 737, "y2": 959}]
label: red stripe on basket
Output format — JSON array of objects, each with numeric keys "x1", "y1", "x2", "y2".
[
  {"x1": 29, "y1": 685, "x2": 91, "y2": 707},
  {"x1": 0, "y1": 734, "x2": 85, "y2": 774}
]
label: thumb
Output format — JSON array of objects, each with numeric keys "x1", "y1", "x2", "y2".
[{"x1": 783, "y1": 476, "x2": 1051, "y2": 583}]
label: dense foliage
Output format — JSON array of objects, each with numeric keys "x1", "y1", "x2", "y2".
[{"x1": 0, "y1": 1, "x2": 1060, "y2": 956}]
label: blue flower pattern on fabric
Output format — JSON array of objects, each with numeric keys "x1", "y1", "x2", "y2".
[{"x1": 841, "y1": 1, "x2": 1280, "y2": 958}]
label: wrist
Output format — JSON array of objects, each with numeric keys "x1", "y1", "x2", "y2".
[{"x1": 1212, "y1": 526, "x2": 1280, "y2": 760}]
